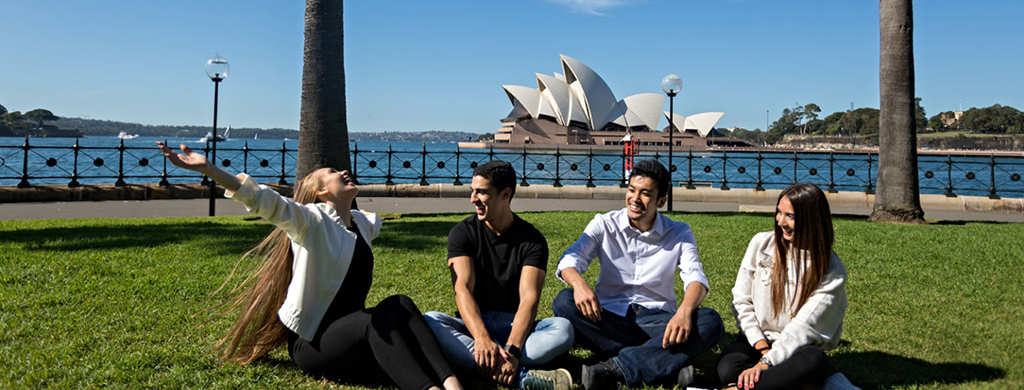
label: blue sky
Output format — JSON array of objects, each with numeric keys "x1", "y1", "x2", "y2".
[{"x1": 1, "y1": 0, "x2": 1021, "y2": 134}]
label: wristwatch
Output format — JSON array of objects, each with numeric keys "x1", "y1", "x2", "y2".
[
  {"x1": 759, "y1": 356, "x2": 773, "y2": 367},
  {"x1": 504, "y1": 344, "x2": 522, "y2": 360}
]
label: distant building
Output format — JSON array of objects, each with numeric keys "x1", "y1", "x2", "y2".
[
  {"x1": 941, "y1": 111, "x2": 964, "y2": 127},
  {"x1": 496, "y1": 54, "x2": 744, "y2": 148}
]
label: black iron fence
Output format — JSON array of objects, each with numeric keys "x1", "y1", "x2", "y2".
[{"x1": 2, "y1": 137, "x2": 1023, "y2": 199}]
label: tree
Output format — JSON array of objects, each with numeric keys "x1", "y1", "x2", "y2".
[
  {"x1": 801, "y1": 103, "x2": 821, "y2": 135},
  {"x1": 296, "y1": 0, "x2": 349, "y2": 180},
  {"x1": 956, "y1": 104, "x2": 1024, "y2": 133},
  {"x1": 870, "y1": 0, "x2": 925, "y2": 224},
  {"x1": 0, "y1": 103, "x2": 7, "y2": 116},
  {"x1": 23, "y1": 109, "x2": 59, "y2": 128},
  {"x1": 765, "y1": 105, "x2": 802, "y2": 144}
]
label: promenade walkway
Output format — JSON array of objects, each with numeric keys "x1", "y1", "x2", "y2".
[{"x1": 3, "y1": 195, "x2": 1023, "y2": 222}]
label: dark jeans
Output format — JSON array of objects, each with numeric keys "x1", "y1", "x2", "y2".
[
  {"x1": 552, "y1": 288, "x2": 724, "y2": 386},
  {"x1": 288, "y1": 295, "x2": 455, "y2": 390},
  {"x1": 716, "y1": 334, "x2": 830, "y2": 390}
]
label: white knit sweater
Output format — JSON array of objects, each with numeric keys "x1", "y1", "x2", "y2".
[{"x1": 731, "y1": 231, "x2": 848, "y2": 365}]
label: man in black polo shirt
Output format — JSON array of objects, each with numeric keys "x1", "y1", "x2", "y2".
[{"x1": 424, "y1": 161, "x2": 574, "y2": 390}]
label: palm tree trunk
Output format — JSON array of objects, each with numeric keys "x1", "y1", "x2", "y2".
[
  {"x1": 297, "y1": 0, "x2": 350, "y2": 180},
  {"x1": 869, "y1": 0, "x2": 925, "y2": 224}
]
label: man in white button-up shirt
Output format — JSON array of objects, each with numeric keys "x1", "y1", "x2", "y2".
[{"x1": 552, "y1": 159, "x2": 724, "y2": 390}]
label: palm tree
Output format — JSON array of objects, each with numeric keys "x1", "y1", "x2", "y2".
[
  {"x1": 297, "y1": 0, "x2": 350, "y2": 180},
  {"x1": 869, "y1": 0, "x2": 925, "y2": 224}
]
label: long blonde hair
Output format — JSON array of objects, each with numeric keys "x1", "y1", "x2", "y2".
[
  {"x1": 770, "y1": 183, "x2": 834, "y2": 319},
  {"x1": 214, "y1": 168, "x2": 329, "y2": 364}
]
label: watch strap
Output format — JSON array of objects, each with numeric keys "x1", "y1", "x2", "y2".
[{"x1": 504, "y1": 344, "x2": 522, "y2": 360}]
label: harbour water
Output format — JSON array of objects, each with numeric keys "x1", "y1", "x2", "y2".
[{"x1": 1, "y1": 136, "x2": 1022, "y2": 198}]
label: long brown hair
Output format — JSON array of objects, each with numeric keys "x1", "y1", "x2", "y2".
[
  {"x1": 770, "y1": 183, "x2": 834, "y2": 319},
  {"x1": 214, "y1": 168, "x2": 329, "y2": 364}
]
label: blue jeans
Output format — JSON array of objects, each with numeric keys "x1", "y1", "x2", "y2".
[
  {"x1": 552, "y1": 288, "x2": 724, "y2": 386},
  {"x1": 422, "y1": 310, "x2": 574, "y2": 371}
]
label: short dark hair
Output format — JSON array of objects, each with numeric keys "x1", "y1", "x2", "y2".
[
  {"x1": 628, "y1": 159, "x2": 670, "y2": 199},
  {"x1": 473, "y1": 160, "x2": 517, "y2": 199}
]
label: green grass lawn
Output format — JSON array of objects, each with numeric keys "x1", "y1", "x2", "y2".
[{"x1": 1, "y1": 211, "x2": 1022, "y2": 389}]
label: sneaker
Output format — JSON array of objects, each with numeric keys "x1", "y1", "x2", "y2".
[
  {"x1": 676, "y1": 365, "x2": 695, "y2": 387},
  {"x1": 581, "y1": 359, "x2": 624, "y2": 390},
  {"x1": 522, "y1": 368, "x2": 573, "y2": 390}
]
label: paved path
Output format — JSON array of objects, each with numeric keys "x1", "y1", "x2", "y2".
[{"x1": 2, "y1": 197, "x2": 1022, "y2": 223}]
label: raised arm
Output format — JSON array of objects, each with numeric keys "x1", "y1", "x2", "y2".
[
  {"x1": 159, "y1": 141, "x2": 322, "y2": 241},
  {"x1": 157, "y1": 142, "x2": 241, "y2": 192}
]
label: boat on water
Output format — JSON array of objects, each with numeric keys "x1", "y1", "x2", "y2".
[
  {"x1": 118, "y1": 131, "x2": 139, "y2": 139},
  {"x1": 199, "y1": 126, "x2": 230, "y2": 142}
]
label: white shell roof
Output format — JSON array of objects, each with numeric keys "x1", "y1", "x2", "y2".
[
  {"x1": 664, "y1": 111, "x2": 725, "y2": 137},
  {"x1": 560, "y1": 54, "x2": 618, "y2": 131},
  {"x1": 501, "y1": 54, "x2": 723, "y2": 135},
  {"x1": 536, "y1": 73, "x2": 584, "y2": 126},
  {"x1": 504, "y1": 85, "x2": 555, "y2": 120}
]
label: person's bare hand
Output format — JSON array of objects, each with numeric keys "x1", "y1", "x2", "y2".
[
  {"x1": 662, "y1": 309, "x2": 692, "y2": 348},
  {"x1": 491, "y1": 349, "x2": 517, "y2": 386},
  {"x1": 474, "y1": 338, "x2": 502, "y2": 376},
  {"x1": 574, "y1": 286, "x2": 602, "y2": 322},
  {"x1": 737, "y1": 363, "x2": 767, "y2": 390},
  {"x1": 157, "y1": 142, "x2": 208, "y2": 173}
]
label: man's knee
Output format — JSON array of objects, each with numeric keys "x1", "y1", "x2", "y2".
[
  {"x1": 695, "y1": 307, "x2": 725, "y2": 339},
  {"x1": 537, "y1": 316, "x2": 575, "y2": 346},
  {"x1": 422, "y1": 311, "x2": 449, "y2": 327},
  {"x1": 552, "y1": 288, "x2": 578, "y2": 317}
]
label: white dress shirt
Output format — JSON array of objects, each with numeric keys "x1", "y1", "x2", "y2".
[{"x1": 557, "y1": 208, "x2": 710, "y2": 317}]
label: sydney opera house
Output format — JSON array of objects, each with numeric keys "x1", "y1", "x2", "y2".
[{"x1": 494, "y1": 54, "x2": 748, "y2": 149}]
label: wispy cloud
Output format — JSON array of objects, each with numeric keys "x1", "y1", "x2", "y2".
[{"x1": 544, "y1": 0, "x2": 643, "y2": 16}]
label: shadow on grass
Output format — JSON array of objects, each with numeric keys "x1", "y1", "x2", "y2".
[
  {"x1": 834, "y1": 350, "x2": 1005, "y2": 389},
  {"x1": 0, "y1": 221, "x2": 272, "y2": 255}
]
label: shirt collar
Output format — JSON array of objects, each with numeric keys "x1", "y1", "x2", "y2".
[{"x1": 616, "y1": 208, "x2": 666, "y2": 237}]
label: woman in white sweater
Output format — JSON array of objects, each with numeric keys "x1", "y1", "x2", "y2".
[
  {"x1": 717, "y1": 183, "x2": 848, "y2": 390},
  {"x1": 158, "y1": 142, "x2": 463, "y2": 390}
]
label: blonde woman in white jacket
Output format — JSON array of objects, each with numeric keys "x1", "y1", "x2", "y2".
[
  {"x1": 717, "y1": 183, "x2": 848, "y2": 390},
  {"x1": 158, "y1": 142, "x2": 463, "y2": 390}
]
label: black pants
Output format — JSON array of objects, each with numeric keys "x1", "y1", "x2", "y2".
[
  {"x1": 717, "y1": 334, "x2": 830, "y2": 390},
  {"x1": 288, "y1": 295, "x2": 455, "y2": 390}
]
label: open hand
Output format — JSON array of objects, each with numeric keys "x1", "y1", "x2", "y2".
[{"x1": 157, "y1": 142, "x2": 209, "y2": 173}]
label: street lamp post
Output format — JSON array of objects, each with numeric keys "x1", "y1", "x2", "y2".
[
  {"x1": 205, "y1": 55, "x2": 229, "y2": 216},
  {"x1": 661, "y1": 74, "x2": 682, "y2": 212}
]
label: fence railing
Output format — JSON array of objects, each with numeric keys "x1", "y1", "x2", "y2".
[{"x1": 2, "y1": 137, "x2": 1023, "y2": 199}]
